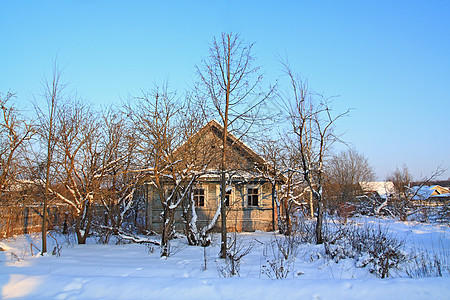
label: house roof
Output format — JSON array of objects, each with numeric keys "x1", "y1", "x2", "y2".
[
  {"x1": 174, "y1": 119, "x2": 282, "y2": 181},
  {"x1": 360, "y1": 181, "x2": 395, "y2": 198},
  {"x1": 206, "y1": 119, "x2": 267, "y2": 166},
  {"x1": 176, "y1": 119, "x2": 266, "y2": 166},
  {"x1": 410, "y1": 185, "x2": 450, "y2": 200}
]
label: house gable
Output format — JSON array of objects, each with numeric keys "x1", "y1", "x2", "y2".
[{"x1": 175, "y1": 119, "x2": 268, "y2": 175}]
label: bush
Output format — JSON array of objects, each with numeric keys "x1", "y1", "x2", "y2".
[
  {"x1": 324, "y1": 222, "x2": 408, "y2": 278},
  {"x1": 293, "y1": 218, "x2": 316, "y2": 243},
  {"x1": 217, "y1": 233, "x2": 253, "y2": 277},
  {"x1": 406, "y1": 244, "x2": 450, "y2": 278},
  {"x1": 261, "y1": 234, "x2": 300, "y2": 279}
]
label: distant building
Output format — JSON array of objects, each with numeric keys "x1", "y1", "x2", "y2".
[
  {"x1": 409, "y1": 185, "x2": 450, "y2": 202},
  {"x1": 359, "y1": 181, "x2": 395, "y2": 200}
]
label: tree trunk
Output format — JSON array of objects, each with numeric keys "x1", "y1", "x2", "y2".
[
  {"x1": 41, "y1": 195, "x2": 48, "y2": 252},
  {"x1": 75, "y1": 203, "x2": 92, "y2": 245},
  {"x1": 161, "y1": 207, "x2": 175, "y2": 257},
  {"x1": 75, "y1": 221, "x2": 89, "y2": 244},
  {"x1": 220, "y1": 171, "x2": 227, "y2": 258},
  {"x1": 271, "y1": 183, "x2": 276, "y2": 231},
  {"x1": 220, "y1": 82, "x2": 230, "y2": 258},
  {"x1": 315, "y1": 199, "x2": 324, "y2": 244}
]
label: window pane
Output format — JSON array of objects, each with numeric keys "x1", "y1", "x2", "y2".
[
  {"x1": 194, "y1": 188, "x2": 204, "y2": 196},
  {"x1": 247, "y1": 187, "x2": 259, "y2": 207},
  {"x1": 225, "y1": 192, "x2": 230, "y2": 206},
  {"x1": 253, "y1": 194, "x2": 258, "y2": 206},
  {"x1": 194, "y1": 188, "x2": 205, "y2": 206},
  {"x1": 221, "y1": 187, "x2": 231, "y2": 206}
]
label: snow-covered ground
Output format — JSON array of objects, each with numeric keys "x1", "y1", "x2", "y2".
[{"x1": 0, "y1": 217, "x2": 449, "y2": 299}]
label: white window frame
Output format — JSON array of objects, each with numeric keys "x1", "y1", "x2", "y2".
[
  {"x1": 246, "y1": 185, "x2": 260, "y2": 207},
  {"x1": 225, "y1": 186, "x2": 233, "y2": 207},
  {"x1": 193, "y1": 185, "x2": 207, "y2": 207},
  {"x1": 216, "y1": 185, "x2": 234, "y2": 207}
]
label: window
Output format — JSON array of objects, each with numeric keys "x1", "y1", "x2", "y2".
[
  {"x1": 225, "y1": 189, "x2": 232, "y2": 206},
  {"x1": 219, "y1": 186, "x2": 232, "y2": 206},
  {"x1": 193, "y1": 188, "x2": 205, "y2": 207},
  {"x1": 247, "y1": 187, "x2": 259, "y2": 207}
]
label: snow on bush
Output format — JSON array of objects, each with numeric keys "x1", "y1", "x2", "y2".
[
  {"x1": 216, "y1": 232, "x2": 254, "y2": 277},
  {"x1": 324, "y1": 222, "x2": 408, "y2": 278},
  {"x1": 406, "y1": 245, "x2": 450, "y2": 278},
  {"x1": 260, "y1": 234, "x2": 300, "y2": 279}
]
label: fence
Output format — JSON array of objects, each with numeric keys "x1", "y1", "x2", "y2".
[{"x1": 0, "y1": 205, "x2": 70, "y2": 238}]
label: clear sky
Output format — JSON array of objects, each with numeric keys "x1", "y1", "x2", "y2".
[{"x1": 1, "y1": 0, "x2": 449, "y2": 180}]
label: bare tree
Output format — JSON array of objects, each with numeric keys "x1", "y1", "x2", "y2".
[
  {"x1": 0, "y1": 91, "x2": 35, "y2": 196},
  {"x1": 0, "y1": 91, "x2": 35, "y2": 241},
  {"x1": 387, "y1": 165, "x2": 412, "y2": 219},
  {"x1": 128, "y1": 85, "x2": 208, "y2": 256},
  {"x1": 195, "y1": 32, "x2": 274, "y2": 258},
  {"x1": 256, "y1": 139, "x2": 285, "y2": 232},
  {"x1": 325, "y1": 148, "x2": 375, "y2": 213},
  {"x1": 33, "y1": 65, "x2": 139, "y2": 246},
  {"x1": 33, "y1": 63, "x2": 66, "y2": 254},
  {"x1": 388, "y1": 165, "x2": 412, "y2": 196},
  {"x1": 256, "y1": 138, "x2": 306, "y2": 235},
  {"x1": 387, "y1": 165, "x2": 445, "y2": 221},
  {"x1": 175, "y1": 102, "x2": 222, "y2": 246},
  {"x1": 279, "y1": 149, "x2": 306, "y2": 234},
  {"x1": 45, "y1": 100, "x2": 114, "y2": 244},
  {"x1": 282, "y1": 62, "x2": 348, "y2": 244},
  {"x1": 96, "y1": 108, "x2": 142, "y2": 242},
  {"x1": 271, "y1": 135, "x2": 316, "y2": 235}
]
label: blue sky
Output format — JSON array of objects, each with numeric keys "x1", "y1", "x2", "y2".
[{"x1": 1, "y1": 0, "x2": 449, "y2": 180}]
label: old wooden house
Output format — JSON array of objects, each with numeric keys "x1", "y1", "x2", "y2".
[{"x1": 143, "y1": 120, "x2": 282, "y2": 233}]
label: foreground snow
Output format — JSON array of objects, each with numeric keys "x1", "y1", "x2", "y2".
[{"x1": 1, "y1": 217, "x2": 449, "y2": 299}]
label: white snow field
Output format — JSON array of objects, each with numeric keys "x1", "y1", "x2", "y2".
[{"x1": 1, "y1": 217, "x2": 449, "y2": 299}]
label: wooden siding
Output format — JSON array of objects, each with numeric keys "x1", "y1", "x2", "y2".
[{"x1": 146, "y1": 181, "x2": 276, "y2": 233}]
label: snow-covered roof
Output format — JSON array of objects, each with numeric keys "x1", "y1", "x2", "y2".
[
  {"x1": 360, "y1": 181, "x2": 395, "y2": 198},
  {"x1": 410, "y1": 186, "x2": 433, "y2": 200},
  {"x1": 410, "y1": 185, "x2": 450, "y2": 200},
  {"x1": 198, "y1": 170, "x2": 267, "y2": 182}
]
